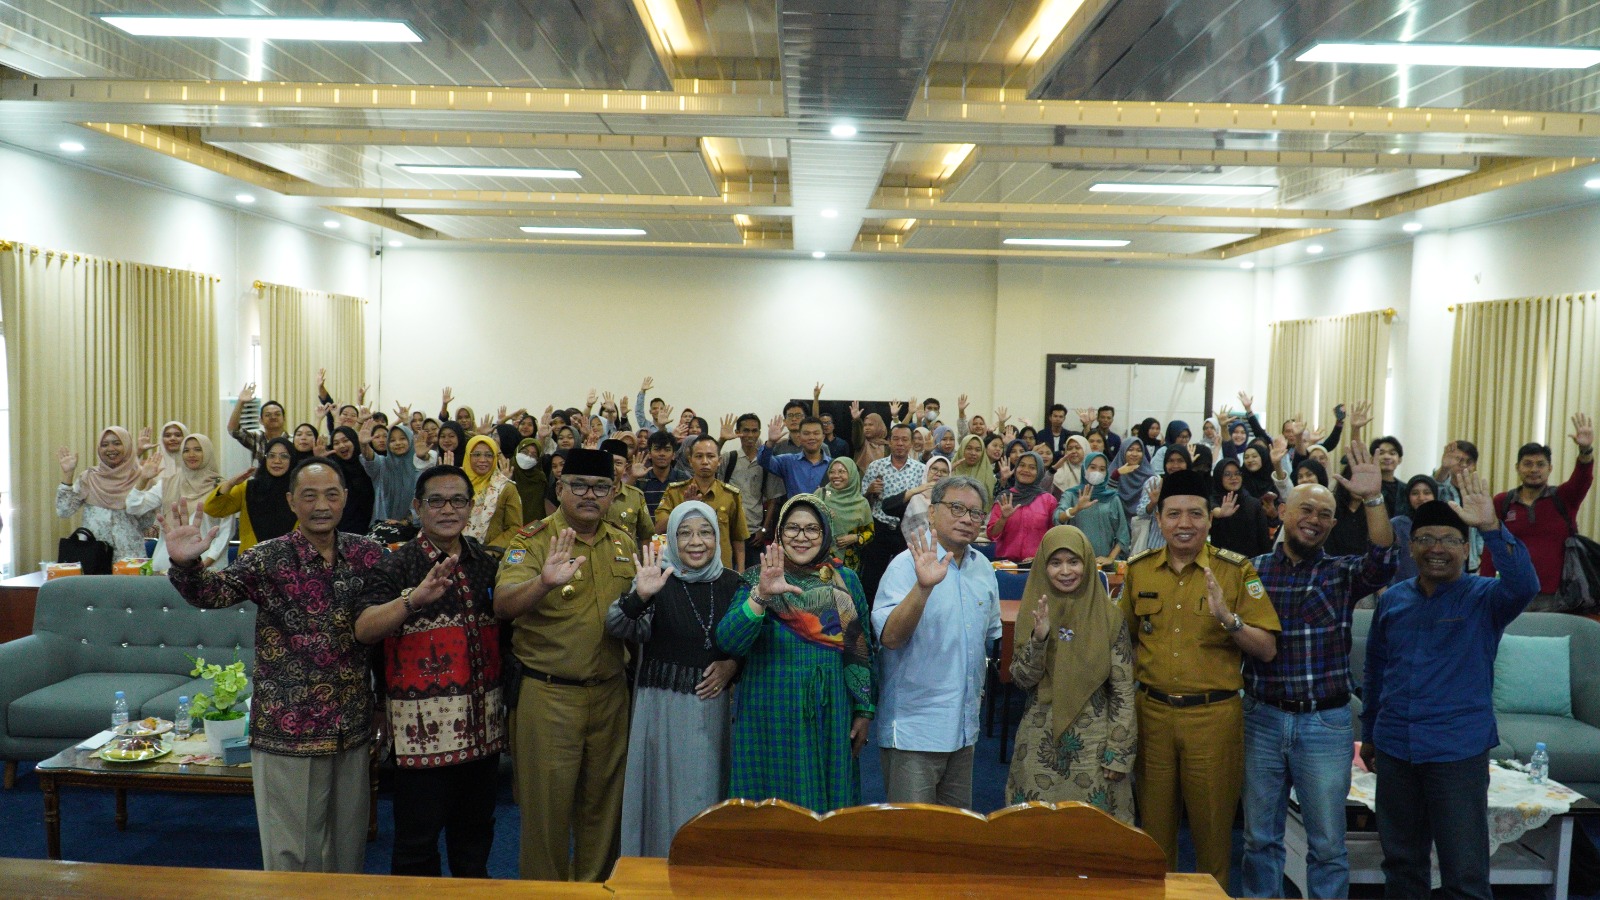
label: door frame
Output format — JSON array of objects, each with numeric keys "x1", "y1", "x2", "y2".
[{"x1": 1043, "y1": 354, "x2": 1216, "y2": 420}]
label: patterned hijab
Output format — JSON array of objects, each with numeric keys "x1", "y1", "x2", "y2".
[
  {"x1": 76, "y1": 426, "x2": 141, "y2": 509},
  {"x1": 1015, "y1": 526, "x2": 1121, "y2": 740},
  {"x1": 662, "y1": 501, "x2": 723, "y2": 583},
  {"x1": 818, "y1": 457, "x2": 873, "y2": 534}
]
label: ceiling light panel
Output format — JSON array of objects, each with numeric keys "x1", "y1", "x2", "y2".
[
  {"x1": 404, "y1": 214, "x2": 742, "y2": 245},
  {"x1": 394, "y1": 165, "x2": 582, "y2": 179},
  {"x1": 788, "y1": 139, "x2": 895, "y2": 254},
  {"x1": 101, "y1": 15, "x2": 423, "y2": 42},
  {"x1": 1296, "y1": 41, "x2": 1600, "y2": 69},
  {"x1": 903, "y1": 224, "x2": 1254, "y2": 254}
]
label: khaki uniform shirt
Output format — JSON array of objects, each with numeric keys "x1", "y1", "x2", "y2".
[
  {"x1": 654, "y1": 479, "x2": 751, "y2": 566},
  {"x1": 496, "y1": 511, "x2": 638, "y2": 682},
  {"x1": 605, "y1": 483, "x2": 653, "y2": 548},
  {"x1": 1122, "y1": 542, "x2": 1281, "y2": 694}
]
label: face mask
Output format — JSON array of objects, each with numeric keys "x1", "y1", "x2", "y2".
[
  {"x1": 1086, "y1": 470, "x2": 1107, "y2": 485},
  {"x1": 516, "y1": 452, "x2": 538, "y2": 470}
]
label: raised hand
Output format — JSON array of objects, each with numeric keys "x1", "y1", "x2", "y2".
[
  {"x1": 998, "y1": 458, "x2": 1013, "y2": 484},
  {"x1": 1571, "y1": 413, "x2": 1594, "y2": 450},
  {"x1": 316, "y1": 402, "x2": 335, "y2": 420},
  {"x1": 683, "y1": 481, "x2": 703, "y2": 501},
  {"x1": 850, "y1": 400, "x2": 863, "y2": 421},
  {"x1": 136, "y1": 451, "x2": 163, "y2": 483},
  {"x1": 671, "y1": 421, "x2": 691, "y2": 441},
  {"x1": 998, "y1": 492, "x2": 1017, "y2": 518},
  {"x1": 317, "y1": 367, "x2": 327, "y2": 387},
  {"x1": 1030, "y1": 593, "x2": 1050, "y2": 641},
  {"x1": 394, "y1": 402, "x2": 412, "y2": 423},
  {"x1": 1348, "y1": 400, "x2": 1373, "y2": 431},
  {"x1": 440, "y1": 386, "x2": 454, "y2": 412},
  {"x1": 602, "y1": 391, "x2": 616, "y2": 412},
  {"x1": 585, "y1": 388, "x2": 598, "y2": 410},
  {"x1": 495, "y1": 405, "x2": 509, "y2": 424},
  {"x1": 813, "y1": 382, "x2": 823, "y2": 401},
  {"x1": 1077, "y1": 408, "x2": 1094, "y2": 428},
  {"x1": 995, "y1": 405, "x2": 1009, "y2": 425},
  {"x1": 1304, "y1": 422, "x2": 1326, "y2": 446},
  {"x1": 440, "y1": 449, "x2": 454, "y2": 467},
  {"x1": 313, "y1": 435, "x2": 329, "y2": 457},
  {"x1": 767, "y1": 415, "x2": 785, "y2": 444},
  {"x1": 477, "y1": 412, "x2": 493, "y2": 434},
  {"x1": 756, "y1": 543, "x2": 802, "y2": 603},
  {"x1": 158, "y1": 499, "x2": 219, "y2": 565},
  {"x1": 696, "y1": 660, "x2": 737, "y2": 700},
  {"x1": 719, "y1": 413, "x2": 737, "y2": 442},
  {"x1": 631, "y1": 542, "x2": 676, "y2": 600},
  {"x1": 1215, "y1": 491, "x2": 1239, "y2": 518},
  {"x1": 1446, "y1": 471, "x2": 1499, "y2": 531},
  {"x1": 909, "y1": 527, "x2": 951, "y2": 589},
  {"x1": 640, "y1": 375, "x2": 654, "y2": 393},
  {"x1": 497, "y1": 456, "x2": 513, "y2": 480},
  {"x1": 1204, "y1": 568, "x2": 1230, "y2": 623},
  {"x1": 539, "y1": 528, "x2": 588, "y2": 589},
  {"x1": 137, "y1": 426, "x2": 156, "y2": 455},
  {"x1": 958, "y1": 393, "x2": 969, "y2": 414},
  {"x1": 1073, "y1": 483, "x2": 1097, "y2": 515},
  {"x1": 630, "y1": 451, "x2": 647, "y2": 481},
  {"x1": 655, "y1": 404, "x2": 674, "y2": 427},
  {"x1": 238, "y1": 382, "x2": 256, "y2": 404},
  {"x1": 1270, "y1": 435, "x2": 1288, "y2": 467},
  {"x1": 58, "y1": 446, "x2": 79, "y2": 477},
  {"x1": 866, "y1": 475, "x2": 884, "y2": 496},
  {"x1": 409, "y1": 556, "x2": 458, "y2": 609},
  {"x1": 226, "y1": 466, "x2": 256, "y2": 488},
  {"x1": 888, "y1": 399, "x2": 903, "y2": 420},
  {"x1": 908, "y1": 397, "x2": 921, "y2": 419},
  {"x1": 1237, "y1": 391, "x2": 1254, "y2": 413},
  {"x1": 1332, "y1": 441, "x2": 1382, "y2": 501}
]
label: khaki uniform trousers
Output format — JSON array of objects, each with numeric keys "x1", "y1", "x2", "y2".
[
  {"x1": 1134, "y1": 692, "x2": 1243, "y2": 889},
  {"x1": 513, "y1": 675, "x2": 629, "y2": 882}
]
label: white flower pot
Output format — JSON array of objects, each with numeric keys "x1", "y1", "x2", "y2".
[{"x1": 203, "y1": 714, "x2": 248, "y2": 755}]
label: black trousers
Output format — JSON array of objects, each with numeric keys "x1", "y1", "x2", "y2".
[
  {"x1": 1374, "y1": 748, "x2": 1491, "y2": 900},
  {"x1": 390, "y1": 755, "x2": 499, "y2": 878},
  {"x1": 858, "y1": 523, "x2": 906, "y2": 608}
]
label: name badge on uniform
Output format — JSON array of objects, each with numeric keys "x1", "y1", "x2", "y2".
[{"x1": 1137, "y1": 591, "x2": 1159, "y2": 598}]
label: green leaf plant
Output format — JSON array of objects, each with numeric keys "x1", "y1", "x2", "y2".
[{"x1": 186, "y1": 654, "x2": 248, "y2": 721}]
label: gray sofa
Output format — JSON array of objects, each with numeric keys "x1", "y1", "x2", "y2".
[
  {"x1": 1350, "y1": 609, "x2": 1600, "y2": 800},
  {"x1": 0, "y1": 575, "x2": 254, "y2": 787}
]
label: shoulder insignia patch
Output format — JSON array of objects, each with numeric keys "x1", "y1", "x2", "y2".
[
  {"x1": 516, "y1": 521, "x2": 548, "y2": 538},
  {"x1": 667, "y1": 479, "x2": 690, "y2": 489},
  {"x1": 506, "y1": 548, "x2": 527, "y2": 566},
  {"x1": 725, "y1": 482, "x2": 742, "y2": 495},
  {"x1": 1214, "y1": 548, "x2": 1249, "y2": 565},
  {"x1": 1246, "y1": 577, "x2": 1266, "y2": 599},
  {"x1": 1127, "y1": 548, "x2": 1159, "y2": 565}
]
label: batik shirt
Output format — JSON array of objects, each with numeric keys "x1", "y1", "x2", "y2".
[{"x1": 861, "y1": 456, "x2": 927, "y2": 528}]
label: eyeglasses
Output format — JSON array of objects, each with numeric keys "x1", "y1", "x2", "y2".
[
  {"x1": 936, "y1": 501, "x2": 987, "y2": 522},
  {"x1": 781, "y1": 524, "x2": 824, "y2": 539},
  {"x1": 563, "y1": 480, "x2": 614, "y2": 498},
  {"x1": 1411, "y1": 535, "x2": 1467, "y2": 549},
  {"x1": 424, "y1": 495, "x2": 471, "y2": 510}
]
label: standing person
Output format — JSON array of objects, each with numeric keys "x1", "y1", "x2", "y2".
[
  {"x1": 1368, "y1": 437, "x2": 1406, "y2": 516},
  {"x1": 889, "y1": 456, "x2": 949, "y2": 542},
  {"x1": 820, "y1": 412, "x2": 850, "y2": 461},
  {"x1": 1109, "y1": 439, "x2": 1155, "y2": 520},
  {"x1": 364, "y1": 421, "x2": 420, "y2": 526},
  {"x1": 148, "y1": 420, "x2": 190, "y2": 478},
  {"x1": 1210, "y1": 457, "x2": 1273, "y2": 558},
  {"x1": 1240, "y1": 443, "x2": 1397, "y2": 899},
  {"x1": 605, "y1": 502, "x2": 741, "y2": 856},
  {"x1": 461, "y1": 435, "x2": 522, "y2": 547},
  {"x1": 1056, "y1": 451, "x2": 1130, "y2": 565},
  {"x1": 511, "y1": 437, "x2": 549, "y2": 526},
  {"x1": 657, "y1": 434, "x2": 750, "y2": 571},
  {"x1": 816, "y1": 458, "x2": 874, "y2": 573},
  {"x1": 328, "y1": 427, "x2": 376, "y2": 534},
  {"x1": 127, "y1": 434, "x2": 228, "y2": 572},
  {"x1": 206, "y1": 436, "x2": 298, "y2": 552},
  {"x1": 227, "y1": 383, "x2": 288, "y2": 463},
  {"x1": 494, "y1": 449, "x2": 636, "y2": 882},
  {"x1": 860, "y1": 423, "x2": 928, "y2": 601},
  {"x1": 639, "y1": 431, "x2": 687, "y2": 516},
  {"x1": 949, "y1": 434, "x2": 997, "y2": 501},
  {"x1": 1481, "y1": 414, "x2": 1593, "y2": 609},
  {"x1": 985, "y1": 451, "x2": 1056, "y2": 564},
  {"x1": 55, "y1": 426, "x2": 155, "y2": 560},
  {"x1": 721, "y1": 414, "x2": 785, "y2": 561},
  {"x1": 1123, "y1": 469, "x2": 1281, "y2": 889},
  {"x1": 715, "y1": 495, "x2": 875, "y2": 812},
  {"x1": 1052, "y1": 434, "x2": 1090, "y2": 495},
  {"x1": 353, "y1": 465, "x2": 505, "y2": 878},
  {"x1": 1361, "y1": 474, "x2": 1540, "y2": 900},
  {"x1": 872, "y1": 476, "x2": 1000, "y2": 807},
  {"x1": 1386, "y1": 474, "x2": 1438, "y2": 586},
  {"x1": 1082, "y1": 405, "x2": 1122, "y2": 459},
  {"x1": 1006, "y1": 525, "x2": 1136, "y2": 821},
  {"x1": 163, "y1": 459, "x2": 384, "y2": 873},
  {"x1": 759, "y1": 415, "x2": 832, "y2": 499},
  {"x1": 852, "y1": 405, "x2": 889, "y2": 471},
  {"x1": 602, "y1": 439, "x2": 654, "y2": 548},
  {"x1": 1039, "y1": 404, "x2": 1073, "y2": 457}
]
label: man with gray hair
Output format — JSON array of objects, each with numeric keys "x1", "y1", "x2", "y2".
[{"x1": 871, "y1": 475, "x2": 1001, "y2": 807}]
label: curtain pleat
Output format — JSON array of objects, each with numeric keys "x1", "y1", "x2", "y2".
[
  {"x1": 1, "y1": 242, "x2": 218, "y2": 573},
  {"x1": 1268, "y1": 309, "x2": 1392, "y2": 446},
  {"x1": 256, "y1": 281, "x2": 366, "y2": 429}
]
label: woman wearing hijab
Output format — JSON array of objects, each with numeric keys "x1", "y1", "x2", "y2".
[
  {"x1": 363, "y1": 423, "x2": 420, "y2": 525},
  {"x1": 511, "y1": 437, "x2": 548, "y2": 525},
  {"x1": 206, "y1": 435, "x2": 297, "y2": 552},
  {"x1": 461, "y1": 434, "x2": 522, "y2": 547},
  {"x1": 1198, "y1": 417, "x2": 1223, "y2": 459},
  {"x1": 817, "y1": 458, "x2": 875, "y2": 572},
  {"x1": 1136, "y1": 418, "x2": 1164, "y2": 456},
  {"x1": 949, "y1": 434, "x2": 997, "y2": 501},
  {"x1": 1209, "y1": 457, "x2": 1273, "y2": 557},
  {"x1": 889, "y1": 456, "x2": 949, "y2": 543},
  {"x1": 1056, "y1": 451, "x2": 1131, "y2": 564},
  {"x1": 1188, "y1": 443, "x2": 1214, "y2": 476},
  {"x1": 716, "y1": 494, "x2": 875, "y2": 813},
  {"x1": 1150, "y1": 420, "x2": 1191, "y2": 471},
  {"x1": 55, "y1": 426, "x2": 155, "y2": 559},
  {"x1": 1052, "y1": 435, "x2": 1090, "y2": 495},
  {"x1": 1129, "y1": 446, "x2": 1192, "y2": 555},
  {"x1": 542, "y1": 450, "x2": 568, "y2": 518},
  {"x1": 1388, "y1": 474, "x2": 1439, "y2": 585},
  {"x1": 323, "y1": 426, "x2": 376, "y2": 534},
  {"x1": 985, "y1": 451, "x2": 1056, "y2": 564},
  {"x1": 929, "y1": 426, "x2": 957, "y2": 461},
  {"x1": 435, "y1": 421, "x2": 469, "y2": 468},
  {"x1": 606, "y1": 501, "x2": 742, "y2": 856},
  {"x1": 1222, "y1": 421, "x2": 1252, "y2": 461},
  {"x1": 1006, "y1": 526, "x2": 1136, "y2": 821},
  {"x1": 291, "y1": 422, "x2": 320, "y2": 460},
  {"x1": 152, "y1": 420, "x2": 189, "y2": 478},
  {"x1": 128, "y1": 433, "x2": 230, "y2": 570},
  {"x1": 1239, "y1": 441, "x2": 1278, "y2": 501},
  {"x1": 1108, "y1": 439, "x2": 1154, "y2": 520},
  {"x1": 912, "y1": 426, "x2": 933, "y2": 462},
  {"x1": 853, "y1": 411, "x2": 889, "y2": 471}
]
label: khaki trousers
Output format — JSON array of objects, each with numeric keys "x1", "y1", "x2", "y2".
[
  {"x1": 1134, "y1": 692, "x2": 1243, "y2": 889},
  {"x1": 880, "y1": 744, "x2": 976, "y2": 809},
  {"x1": 251, "y1": 743, "x2": 370, "y2": 874},
  {"x1": 513, "y1": 676, "x2": 629, "y2": 882}
]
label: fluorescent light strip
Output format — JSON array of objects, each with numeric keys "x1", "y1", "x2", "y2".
[
  {"x1": 1004, "y1": 238, "x2": 1131, "y2": 248},
  {"x1": 1297, "y1": 41, "x2": 1600, "y2": 69},
  {"x1": 520, "y1": 226, "x2": 647, "y2": 236},
  {"x1": 101, "y1": 15, "x2": 422, "y2": 42},
  {"x1": 1090, "y1": 182, "x2": 1275, "y2": 196},
  {"x1": 397, "y1": 164, "x2": 581, "y2": 179}
]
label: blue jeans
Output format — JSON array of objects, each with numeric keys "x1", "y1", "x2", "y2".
[{"x1": 1241, "y1": 697, "x2": 1353, "y2": 899}]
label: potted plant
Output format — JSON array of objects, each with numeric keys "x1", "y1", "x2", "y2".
[{"x1": 187, "y1": 654, "x2": 249, "y2": 755}]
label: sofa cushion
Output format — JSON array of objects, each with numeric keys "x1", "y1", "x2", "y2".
[
  {"x1": 32, "y1": 576, "x2": 255, "y2": 677},
  {"x1": 1496, "y1": 712, "x2": 1600, "y2": 788},
  {"x1": 9, "y1": 673, "x2": 190, "y2": 739},
  {"x1": 1494, "y1": 635, "x2": 1573, "y2": 718}
]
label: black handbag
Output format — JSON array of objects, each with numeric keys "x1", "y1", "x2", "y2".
[{"x1": 58, "y1": 527, "x2": 114, "y2": 574}]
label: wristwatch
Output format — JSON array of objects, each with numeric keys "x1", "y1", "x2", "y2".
[
  {"x1": 1362, "y1": 495, "x2": 1385, "y2": 508},
  {"x1": 399, "y1": 588, "x2": 415, "y2": 613},
  {"x1": 1223, "y1": 613, "x2": 1244, "y2": 633}
]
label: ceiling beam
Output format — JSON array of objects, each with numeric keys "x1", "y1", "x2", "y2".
[
  {"x1": 202, "y1": 128, "x2": 702, "y2": 152},
  {"x1": 972, "y1": 145, "x2": 1481, "y2": 170}
]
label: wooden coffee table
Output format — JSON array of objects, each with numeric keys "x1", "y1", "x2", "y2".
[{"x1": 35, "y1": 739, "x2": 378, "y2": 860}]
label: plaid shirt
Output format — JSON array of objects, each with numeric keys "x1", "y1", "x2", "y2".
[{"x1": 1243, "y1": 542, "x2": 1398, "y2": 704}]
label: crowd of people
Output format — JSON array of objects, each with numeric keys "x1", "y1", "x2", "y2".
[{"x1": 48, "y1": 370, "x2": 1596, "y2": 898}]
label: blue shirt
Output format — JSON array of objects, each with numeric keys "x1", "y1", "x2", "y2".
[
  {"x1": 1360, "y1": 527, "x2": 1539, "y2": 763},
  {"x1": 871, "y1": 543, "x2": 1002, "y2": 752},
  {"x1": 757, "y1": 445, "x2": 831, "y2": 498}
]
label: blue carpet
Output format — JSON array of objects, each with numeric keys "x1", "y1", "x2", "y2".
[{"x1": 4, "y1": 717, "x2": 1598, "y2": 898}]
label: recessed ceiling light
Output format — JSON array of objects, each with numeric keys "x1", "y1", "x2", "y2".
[
  {"x1": 1387, "y1": 148, "x2": 1404, "y2": 155},
  {"x1": 829, "y1": 122, "x2": 858, "y2": 139},
  {"x1": 101, "y1": 15, "x2": 423, "y2": 43},
  {"x1": 1402, "y1": 222, "x2": 1423, "y2": 233},
  {"x1": 1003, "y1": 237, "x2": 1131, "y2": 248},
  {"x1": 396, "y1": 164, "x2": 581, "y2": 179},
  {"x1": 235, "y1": 193, "x2": 256, "y2": 204},
  {"x1": 1296, "y1": 41, "x2": 1600, "y2": 69},
  {"x1": 1586, "y1": 178, "x2": 1600, "y2": 189},
  {"x1": 323, "y1": 220, "x2": 340, "y2": 229},
  {"x1": 1010, "y1": 0, "x2": 1090, "y2": 64},
  {"x1": 387, "y1": 240, "x2": 403, "y2": 248},
  {"x1": 1239, "y1": 261, "x2": 1256, "y2": 269},
  {"x1": 820, "y1": 209, "x2": 839, "y2": 218},
  {"x1": 519, "y1": 226, "x2": 647, "y2": 236},
  {"x1": 812, "y1": 251, "x2": 827, "y2": 259},
  {"x1": 59, "y1": 141, "x2": 85, "y2": 153},
  {"x1": 1090, "y1": 182, "x2": 1274, "y2": 196},
  {"x1": 1306, "y1": 244, "x2": 1325, "y2": 255}
]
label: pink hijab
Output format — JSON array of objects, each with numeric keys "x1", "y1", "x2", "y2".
[{"x1": 76, "y1": 426, "x2": 140, "y2": 510}]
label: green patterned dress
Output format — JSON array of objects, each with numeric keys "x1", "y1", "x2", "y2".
[
  {"x1": 715, "y1": 565, "x2": 875, "y2": 813},
  {"x1": 1005, "y1": 618, "x2": 1137, "y2": 822}
]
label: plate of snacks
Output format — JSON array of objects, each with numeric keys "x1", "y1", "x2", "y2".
[
  {"x1": 99, "y1": 736, "x2": 172, "y2": 763},
  {"x1": 116, "y1": 717, "x2": 173, "y2": 737}
]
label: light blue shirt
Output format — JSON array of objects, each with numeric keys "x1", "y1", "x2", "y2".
[{"x1": 871, "y1": 542, "x2": 1002, "y2": 752}]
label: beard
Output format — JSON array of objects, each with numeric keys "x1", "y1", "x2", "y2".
[{"x1": 1284, "y1": 532, "x2": 1324, "y2": 558}]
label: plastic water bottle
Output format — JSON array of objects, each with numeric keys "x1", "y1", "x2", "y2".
[
  {"x1": 111, "y1": 691, "x2": 129, "y2": 730},
  {"x1": 174, "y1": 696, "x2": 192, "y2": 741},
  {"x1": 1530, "y1": 742, "x2": 1549, "y2": 784}
]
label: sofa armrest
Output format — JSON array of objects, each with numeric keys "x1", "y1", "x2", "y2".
[{"x1": 0, "y1": 636, "x2": 71, "y2": 723}]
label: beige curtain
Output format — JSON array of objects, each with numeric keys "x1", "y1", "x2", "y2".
[
  {"x1": 1267, "y1": 309, "x2": 1392, "y2": 445},
  {"x1": 0, "y1": 240, "x2": 218, "y2": 572},
  {"x1": 256, "y1": 281, "x2": 366, "y2": 427},
  {"x1": 1448, "y1": 293, "x2": 1600, "y2": 537}
]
